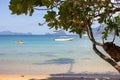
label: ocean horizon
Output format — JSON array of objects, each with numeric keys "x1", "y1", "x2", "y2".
[{"x1": 0, "y1": 35, "x2": 119, "y2": 74}]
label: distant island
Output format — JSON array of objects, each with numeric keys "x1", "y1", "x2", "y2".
[
  {"x1": 45, "y1": 30, "x2": 67, "y2": 35},
  {"x1": 0, "y1": 31, "x2": 32, "y2": 35},
  {"x1": 44, "y1": 27, "x2": 114, "y2": 36},
  {"x1": 44, "y1": 26, "x2": 113, "y2": 36},
  {"x1": 0, "y1": 30, "x2": 67, "y2": 35},
  {"x1": 0, "y1": 26, "x2": 114, "y2": 36}
]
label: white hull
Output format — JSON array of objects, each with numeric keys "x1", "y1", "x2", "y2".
[{"x1": 55, "y1": 38, "x2": 73, "y2": 41}]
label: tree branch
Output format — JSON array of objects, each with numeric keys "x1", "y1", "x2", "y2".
[
  {"x1": 86, "y1": 26, "x2": 103, "y2": 46},
  {"x1": 33, "y1": 1, "x2": 64, "y2": 11},
  {"x1": 34, "y1": 7, "x2": 49, "y2": 10},
  {"x1": 95, "y1": 8, "x2": 120, "y2": 18}
]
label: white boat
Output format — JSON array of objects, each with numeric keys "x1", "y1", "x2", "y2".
[
  {"x1": 16, "y1": 40, "x2": 24, "y2": 44},
  {"x1": 55, "y1": 36, "x2": 74, "y2": 41}
]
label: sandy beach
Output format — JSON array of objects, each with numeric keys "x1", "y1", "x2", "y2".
[
  {"x1": 0, "y1": 74, "x2": 50, "y2": 80},
  {"x1": 0, "y1": 74, "x2": 101, "y2": 80},
  {"x1": 0, "y1": 74, "x2": 120, "y2": 80}
]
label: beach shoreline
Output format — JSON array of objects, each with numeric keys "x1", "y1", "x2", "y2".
[{"x1": 0, "y1": 73, "x2": 119, "y2": 80}]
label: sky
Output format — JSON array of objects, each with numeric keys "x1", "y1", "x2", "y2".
[
  {"x1": 0, "y1": 0, "x2": 55, "y2": 35},
  {"x1": 0, "y1": 0, "x2": 100, "y2": 35}
]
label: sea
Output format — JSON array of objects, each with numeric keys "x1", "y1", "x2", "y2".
[{"x1": 0, "y1": 35, "x2": 119, "y2": 74}]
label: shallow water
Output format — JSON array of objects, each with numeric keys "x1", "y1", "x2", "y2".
[{"x1": 0, "y1": 35, "x2": 119, "y2": 74}]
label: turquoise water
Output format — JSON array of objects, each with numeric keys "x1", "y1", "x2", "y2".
[{"x1": 0, "y1": 35, "x2": 119, "y2": 74}]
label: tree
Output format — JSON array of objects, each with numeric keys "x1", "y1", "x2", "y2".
[{"x1": 9, "y1": 0, "x2": 120, "y2": 73}]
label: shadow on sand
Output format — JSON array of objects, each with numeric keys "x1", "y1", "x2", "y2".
[
  {"x1": 33, "y1": 58, "x2": 75, "y2": 74},
  {"x1": 29, "y1": 77, "x2": 96, "y2": 80},
  {"x1": 30, "y1": 58, "x2": 120, "y2": 80},
  {"x1": 29, "y1": 74, "x2": 120, "y2": 80}
]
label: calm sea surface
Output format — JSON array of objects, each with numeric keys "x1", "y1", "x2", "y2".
[{"x1": 0, "y1": 35, "x2": 119, "y2": 74}]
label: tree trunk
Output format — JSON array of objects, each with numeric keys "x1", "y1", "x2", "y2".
[
  {"x1": 103, "y1": 42, "x2": 120, "y2": 62},
  {"x1": 93, "y1": 43, "x2": 120, "y2": 73},
  {"x1": 86, "y1": 25, "x2": 120, "y2": 73}
]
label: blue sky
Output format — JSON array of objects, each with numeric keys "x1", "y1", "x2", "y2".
[
  {"x1": 0, "y1": 0, "x2": 55, "y2": 34},
  {"x1": 0, "y1": 0, "x2": 100, "y2": 35}
]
